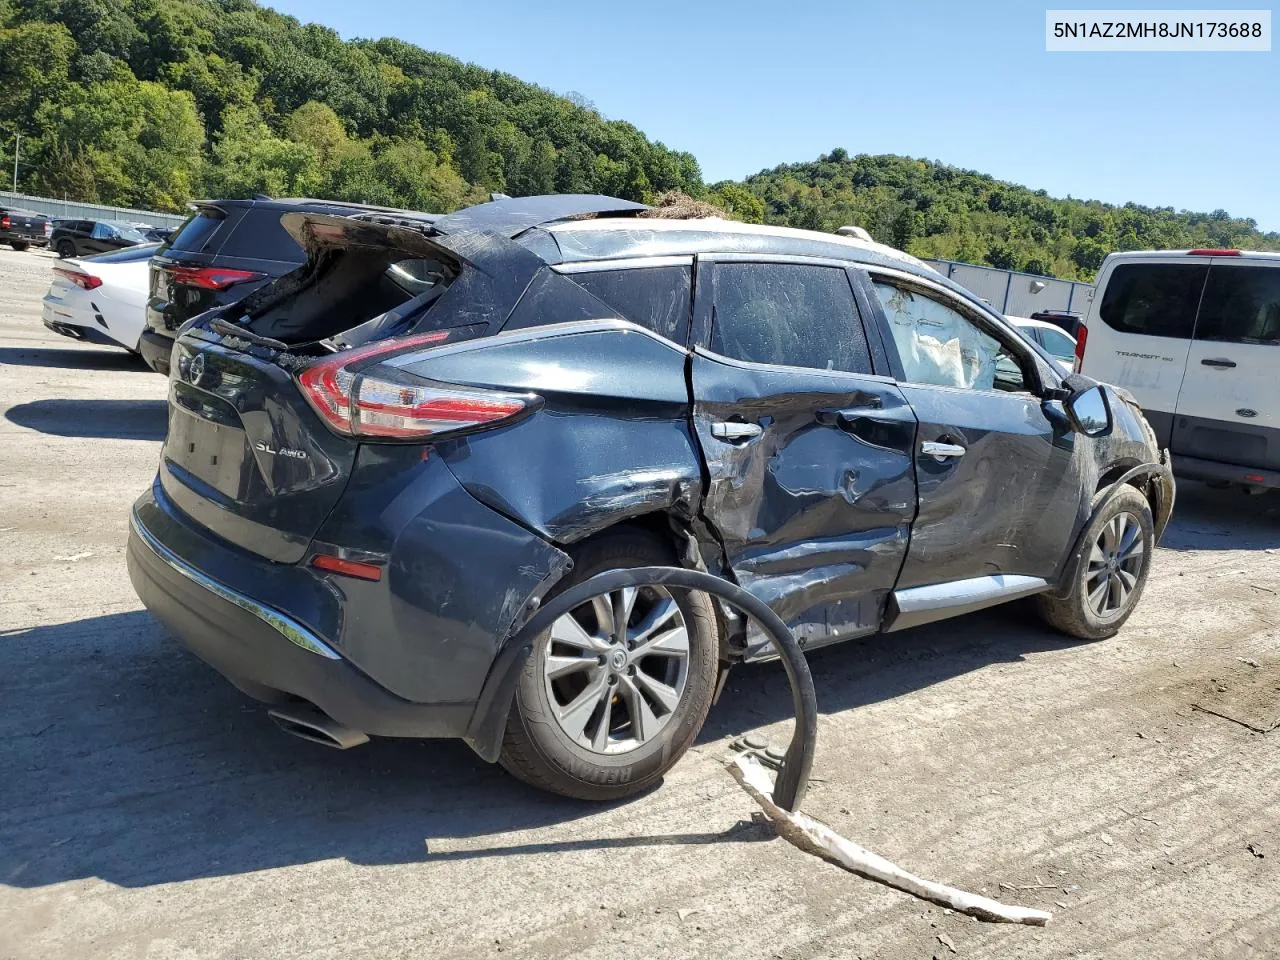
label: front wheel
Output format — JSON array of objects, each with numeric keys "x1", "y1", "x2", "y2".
[
  {"x1": 55, "y1": 239, "x2": 75, "y2": 258},
  {"x1": 500, "y1": 531, "x2": 719, "y2": 801},
  {"x1": 1036, "y1": 485, "x2": 1154, "y2": 641}
]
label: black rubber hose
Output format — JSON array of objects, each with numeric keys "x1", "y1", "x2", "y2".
[{"x1": 509, "y1": 566, "x2": 818, "y2": 811}]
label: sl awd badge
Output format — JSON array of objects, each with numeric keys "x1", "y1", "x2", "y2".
[{"x1": 255, "y1": 441, "x2": 308, "y2": 460}]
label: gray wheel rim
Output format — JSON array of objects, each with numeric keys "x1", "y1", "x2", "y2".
[
  {"x1": 1085, "y1": 511, "x2": 1145, "y2": 620},
  {"x1": 542, "y1": 585, "x2": 690, "y2": 755}
]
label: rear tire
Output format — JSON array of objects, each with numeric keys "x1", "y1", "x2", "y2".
[
  {"x1": 500, "y1": 530, "x2": 719, "y2": 801},
  {"x1": 55, "y1": 239, "x2": 75, "y2": 258},
  {"x1": 10, "y1": 241, "x2": 28, "y2": 252},
  {"x1": 1036, "y1": 486, "x2": 1154, "y2": 641}
]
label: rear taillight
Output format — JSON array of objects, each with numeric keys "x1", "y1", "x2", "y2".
[
  {"x1": 1188, "y1": 249, "x2": 1241, "y2": 256},
  {"x1": 166, "y1": 265, "x2": 265, "y2": 290},
  {"x1": 53, "y1": 266, "x2": 102, "y2": 290},
  {"x1": 297, "y1": 332, "x2": 536, "y2": 440},
  {"x1": 1073, "y1": 323, "x2": 1088, "y2": 373},
  {"x1": 0, "y1": 215, "x2": 9, "y2": 230}
]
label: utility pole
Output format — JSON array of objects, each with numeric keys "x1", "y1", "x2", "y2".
[{"x1": 12, "y1": 134, "x2": 19, "y2": 193}]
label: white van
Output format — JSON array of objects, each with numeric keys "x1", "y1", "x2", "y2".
[{"x1": 1078, "y1": 249, "x2": 1280, "y2": 491}]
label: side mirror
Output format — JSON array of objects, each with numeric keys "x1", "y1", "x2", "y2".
[{"x1": 1066, "y1": 385, "x2": 1112, "y2": 437}]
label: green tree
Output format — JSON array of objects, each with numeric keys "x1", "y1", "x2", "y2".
[
  {"x1": 205, "y1": 105, "x2": 321, "y2": 199},
  {"x1": 31, "y1": 74, "x2": 204, "y2": 208},
  {"x1": 707, "y1": 182, "x2": 765, "y2": 223}
]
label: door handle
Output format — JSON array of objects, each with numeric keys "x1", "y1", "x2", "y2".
[
  {"x1": 711, "y1": 421, "x2": 763, "y2": 442},
  {"x1": 1201, "y1": 358, "x2": 1237, "y2": 368},
  {"x1": 921, "y1": 440, "x2": 966, "y2": 458}
]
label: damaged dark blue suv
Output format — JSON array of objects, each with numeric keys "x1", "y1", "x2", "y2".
[{"x1": 127, "y1": 195, "x2": 1174, "y2": 800}]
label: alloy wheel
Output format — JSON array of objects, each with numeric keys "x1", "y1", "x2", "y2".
[
  {"x1": 542, "y1": 585, "x2": 690, "y2": 754},
  {"x1": 1085, "y1": 511, "x2": 1145, "y2": 619}
]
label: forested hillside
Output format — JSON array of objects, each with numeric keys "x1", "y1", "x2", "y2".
[
  {"x1": 0, "y1": 0, "x2": 702, "y2": 213},
  {"x1": 2, "y1": 0, "x2": 1277, "y2": 281},
  {"x1": 737, "y1": 151, "x2": 1280, "y2": 280}
]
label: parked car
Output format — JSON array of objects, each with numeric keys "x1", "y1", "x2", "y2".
[
  {"x1": 127, "y1": 195, "x2": 1174, "y2": 801},
  {"x1": 0, "y1": 205, "x2": 51, "y2": 250},
  {"x1": 146, "y1": 226, "x2": 175, "y2": 243},
  {"x1": 41, "y1": 243, "x2": 159, "y2": 352},
  {"x1": 128, "y1": 222, "x2": 175, "y2": 243},
  {"x1": 1029, "y1": 309, "x2": 1083, "y2": 337},
  {"x1": 141, "y1": 197, "x2": 440, "y2": 375},
  {"x1": 51, "y1": 219, "x2": 148, "y2": 258},
  {"x1": 1078, "y1": 249, "x2": 1280, "y2": 492},
  {"x1": 1008, "y1": 316, "x2": 1077, "y2": 371}
]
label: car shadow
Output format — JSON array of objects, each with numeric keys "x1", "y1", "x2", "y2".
[
  {"x1": 1158, "y1": 480, "x2": 1280, "y2": 551},
  {"x1": 0, "y1": 346, "x2": 145, "y2": 370},
  {"x1": 0, "y1": 602, "x2": 1067, "y2": 890},
  {"x1": 5, "y1": 399, "x2": 167, "y2": 441},
  {"x1": 700, "y1": 602, "x2": 1070, "y2": 743}
]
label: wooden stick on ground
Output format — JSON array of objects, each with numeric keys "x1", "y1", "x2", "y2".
[{"x1": 728, "y1": 754, "x2": 1052, "y2": 926}]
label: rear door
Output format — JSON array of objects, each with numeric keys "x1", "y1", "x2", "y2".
[
  {"x1": 690, "y1": 256, "x2": 917, "y2": 653},
  {"x1": 1173, "y1": 258, "x2": 1280, "y2": 472},
  {"x1": 86, "y1": 222, "x2": 117, "y2": 255},
  {"x1": 1081, "y1": 257, "x2": 1208, "y2": 445}
]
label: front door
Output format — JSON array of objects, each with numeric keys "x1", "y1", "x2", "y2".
[
  {"x1": 1172, "y1": 259, "x2": 1280, "y2": 474},
  {"x1": 690, "y1": 257, "x2": 918, "y2": 655},
  {"x1": 863, "y1": 271, "x2": 1080, "y2": 612}
]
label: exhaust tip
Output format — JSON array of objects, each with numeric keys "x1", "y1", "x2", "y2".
[{"x1": 268, "y1": 704, "x2": 370, "y2": 750}]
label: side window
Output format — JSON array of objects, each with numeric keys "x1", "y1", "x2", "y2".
[
  {"x1": 710, "y1": 262, "x2": 871, "y2": 373},
  {"x1": 570, "y1": 265, "x2": 691, "y2": 343},
  {"x1": 873, "y1": 280, "x2": 1028, "y2": 393},
  {"x1": 1194, "y1": 265, "x2": 1280, "y2": 345},
  {"x1": 1098, "y1": 263, "x2": 1207, "y2": 338},
  {"x1": 218, "y1": 209, "x2": 307, "y2": 262},
  {"x1": 1037, "y1": 327, "x2": 1078, "y2": 362}
]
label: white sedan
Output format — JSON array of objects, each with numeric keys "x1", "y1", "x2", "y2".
[
  {"x1": 41, "y1": 243, "x2": 159, "y2": 353},
  {"x1": 1008, "y1": 315, "x2": 1078, "y2": 372}
]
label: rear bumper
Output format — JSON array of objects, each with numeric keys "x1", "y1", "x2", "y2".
[
  {"x1": 126, "y1": 489, "x2": 473, "y2": 740},
  {"x1": 138, "y1": 328, "x2": 173, "y2": 375},
  {"x1": 43, "y1": 316, "x2": 123, "y2": 349},
  {"x1": 1172, "y1": 454, "x2": 1280, "y2": 491}
]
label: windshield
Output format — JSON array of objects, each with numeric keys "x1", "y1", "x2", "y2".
[{"x1": 111, "y1": 223, "x2": 148, "y2": 243}]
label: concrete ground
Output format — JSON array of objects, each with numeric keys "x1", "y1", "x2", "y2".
[{"x1": 1, "y1": 246, "x2": 1277, "y2": 960}]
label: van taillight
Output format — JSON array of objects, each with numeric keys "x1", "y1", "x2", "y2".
[
  {"x1": 297, "y1": 332, "x2": 537, "y2": 440},
  {"x1": 1073, "y1": 323, "x2": 1088, "y2": 373},
  {"x1": 1187, "y1": 249, "x2": 1241, "y2": 256}
]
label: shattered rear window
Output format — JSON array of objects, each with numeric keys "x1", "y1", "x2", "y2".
[{"x1": 711, "y1": 262, "x2": 871, "y2": 373}]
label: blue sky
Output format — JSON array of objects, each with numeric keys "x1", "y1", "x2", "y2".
[{"x1": 267, "y1": 0, "x2": 1280, "y2": 231}]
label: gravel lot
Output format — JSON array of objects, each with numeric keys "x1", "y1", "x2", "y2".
[{"x1": 1, "y1": 245, "x2": 1278, "y2": 960}]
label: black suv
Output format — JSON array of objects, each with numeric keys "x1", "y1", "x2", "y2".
[
  {"x1": 51, "y1": 219, "x2": 148, "y2": 258},
  {"x1": 127, "y1": 195, "x2": 1174, "y2": 801},
  {"x1": 140, "y1": 197, "x2": 438, "y2": 375}
]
